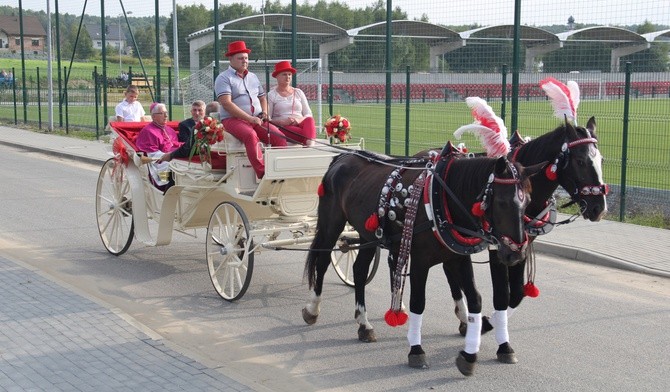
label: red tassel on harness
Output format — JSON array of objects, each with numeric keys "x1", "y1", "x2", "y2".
[
  {"x1": 524, "y1": 282, "x2": 540, "y2": 298},
  {"x1": 365, "y1": 213, "x2": 379, "y2": 232},
  {"x1": 471, "y1": 201, "x2": 485, "y2": 217},
  {"x1": 384, "y1": 308, "x2": 408, "y2": 327},
  {"x1": 545, "y1": 164, "x2": 558, "y2": 181},
  {"x1": 317, "y1": 182, "x2": 325, "y2": 197}
]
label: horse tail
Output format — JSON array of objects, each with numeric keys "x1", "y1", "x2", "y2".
[{"x1": 304, "y1": 154, "x2": 349, "y2": 290}]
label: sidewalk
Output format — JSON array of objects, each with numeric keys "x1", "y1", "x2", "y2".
[{"x1": 0, "y1": 125, "x2": 668, "y2": 390}]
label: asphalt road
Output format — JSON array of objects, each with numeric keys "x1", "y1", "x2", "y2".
[{"x1": 1, "y1": 144, "x2": 668, "y2": 392}]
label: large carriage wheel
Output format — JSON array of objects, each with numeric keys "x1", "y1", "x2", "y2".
[
  {"x1": 207, "y1": 201, "x2": 254, "y2": 301},
  {"x1": 96, "y1": 158, "x2": 134, "y2": 255},
  {"x1": 331, "y1": 240, "x2": 380, "y2": 287}
]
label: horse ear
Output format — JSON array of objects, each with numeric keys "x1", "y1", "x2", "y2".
[
  {"x1": 524, "y1": 161, "x2": 550, "y2": 178},
  {"x1": 586, "y1": 116, "x2": 597, "y2": 138},
  {"x1": 494, "y1": 156, "x2": 507, "y2": 175}
]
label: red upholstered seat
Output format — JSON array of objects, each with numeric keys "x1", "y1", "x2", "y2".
[{"x1": 109, "y1": 121, "x2": 226, "y2": 170}]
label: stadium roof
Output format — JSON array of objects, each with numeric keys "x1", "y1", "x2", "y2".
[
  {"x1": 186, "y1": 14, "x2": 347, "y2": 43},
  {"x1": 186, "y1": 15, "x2": 666, "y2": 72}
]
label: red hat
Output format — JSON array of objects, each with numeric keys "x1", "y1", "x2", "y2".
[
  {"x1": 272, "y1": 61, "x2": 297, "y2": 78},
  {"x1": 225, "y1": 41, "x2": 251, "y2": 57}
]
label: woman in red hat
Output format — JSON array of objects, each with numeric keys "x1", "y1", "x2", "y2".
[
  {"x1": 214, "y1": 41, "x2": 288, "y2": 179},
  {"x1": 267, "y1": 61, "x2": 316, "y2": 145}
]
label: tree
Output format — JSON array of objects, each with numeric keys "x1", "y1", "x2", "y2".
[
  {"x1": 134, "y1": 25, "x2": 157, "y2": 60},
  {"x1": 165, "y1": 4, "x2": 212, "y2": 67}
]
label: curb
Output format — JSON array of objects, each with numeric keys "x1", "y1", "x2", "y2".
[
  {"x1": 0, "y1": 139, "x2": 106, "y2": 166},
  {"x1": 534, "y1": 241, "x2": 670, "y2": 279}
]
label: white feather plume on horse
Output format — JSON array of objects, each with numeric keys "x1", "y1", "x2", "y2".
[
  {"x1": 454, "y1": 97, "x2": 510, "y2": 158},
  {"x1": 540, "y1": 77, "x2": 580, "y2": 125}
]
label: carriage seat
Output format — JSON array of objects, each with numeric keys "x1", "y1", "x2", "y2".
[{"x1": 109, "y1": 121, "x2": 226, "y2": 170}]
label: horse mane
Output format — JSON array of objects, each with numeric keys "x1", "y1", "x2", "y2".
[
  {"x1": 513, "y1": 125, "x2": 566, "y2": 164},
  {"x1": 446, "y1": 156, "x2": 496, "y2": 201}
]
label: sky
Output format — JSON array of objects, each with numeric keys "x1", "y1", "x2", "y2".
[{"x1": 16, "y1": 0, "x2": 670, "y2": 28}]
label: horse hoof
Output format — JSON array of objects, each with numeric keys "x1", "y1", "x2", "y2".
[
  {"x1": 496, "y1": 342, "x2": 518, "y2": 364},
  {"x1": 302, "y1": 307, "x2": 318, "y2": 325},
  {"x1": 456, "y1": 351, "x2": 476, "y2": 376},
  {"x1": 357, "y1": 325, "x2": 377, "y2": 342},
  {"x1": 408, "y1": 354, "x2": 429, "y2": 369},
  {"x1": 458, "y1": 321, "x2": 467, "y2": 337},
  {"x1": 497, "y1": 352, "x2": 518, "y2": 364},
  {"x1": 408, "y1": 345, "x2": 429, "y2": 369}
]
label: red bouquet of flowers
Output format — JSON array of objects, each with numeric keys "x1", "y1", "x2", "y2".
[
  {"x1": 324, "y1": 114, "x2": 351, "y2": 144},
  {"x1": 189, "y1": 116, "x2": 225, "y2": 162}
]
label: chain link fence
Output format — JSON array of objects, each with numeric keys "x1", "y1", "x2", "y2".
[{"x1": 1, "y1": 0, "x2": 668, "y2": 224}]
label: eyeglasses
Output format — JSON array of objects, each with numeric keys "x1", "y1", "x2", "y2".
[{"x1": 153, "y1": 112, "x2": 168, "y2": 115}]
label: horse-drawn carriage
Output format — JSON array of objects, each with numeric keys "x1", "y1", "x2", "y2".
[{"x1": 95, "y1": 121, "x2": 378, "y2": 301}]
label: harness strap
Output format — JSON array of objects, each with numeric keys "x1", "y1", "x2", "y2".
[{"x1": 390, "y1": 171, "x2": 426, "y2": 312}]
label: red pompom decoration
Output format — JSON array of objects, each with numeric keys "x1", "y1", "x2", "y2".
[
  {"x1": 113, "y1": 138, "x2": 129, "y2": 166},
  {"x1": 365, "y1": 213, "x2": 379, "y2": 232},
  {"x1": 384, "y1": 309, "x2": 409, "y2": 327},
  {"x1": 545, "y1": 164, "x2": 558, "y2": 181},
  {"x1": 471, "y1": 201, "x2": 485, "y2": 217},
  {"x1": 317, "y1": 183, "x2": 325, "y2": 197},
  {"x1": 524, "y1": 282, "x2": 540, "y2": 298}
]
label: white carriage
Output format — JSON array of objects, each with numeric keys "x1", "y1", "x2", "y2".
[{"x1": 95, "y1": 122, "x2": 379, "y2": 300}]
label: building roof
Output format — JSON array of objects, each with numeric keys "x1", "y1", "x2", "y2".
[
  {"x1": 84, "y1": 24, "x2": 124, "y2": 41},
  {"x1": 0, "y1": 15, "x2": 47, "y2": 37},
  {"x1": 556, "y1": 26, "x2": 647, "y2": 44},
  {"x1": 187, "y1": 14, "x2": 347, "y2": 42},
  {"x1": 348, "y1": 20, "x2": 461, "y2": 42}
]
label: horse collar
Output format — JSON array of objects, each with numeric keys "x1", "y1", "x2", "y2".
[{"x1": 424, "y1": 154, "x2": 491, "y2": 255}]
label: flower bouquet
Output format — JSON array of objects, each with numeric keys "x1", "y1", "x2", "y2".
[
  {"x1": 324, "y1": 114, "x2": 351, "y2": 144},
  {"x1": 189, "y1": 116, "x2": 225, "y2": 164}
]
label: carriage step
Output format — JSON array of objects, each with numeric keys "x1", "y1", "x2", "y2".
[{"x1": 240, "y1": 190, "x2": 255, "y2": 197}]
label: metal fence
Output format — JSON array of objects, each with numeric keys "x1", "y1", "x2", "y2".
[{"x1": 1, "y1": 0, "x2": 668, "y2": 224}]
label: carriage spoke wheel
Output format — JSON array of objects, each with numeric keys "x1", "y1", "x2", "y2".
[
  {"x1": 331, "y1": 240, "x2": 380, "y2": 287},
  {"x1": 207, "y1": 201, "x2": 254, "y2": 301},
  {"x1": 96, "y1": 158, "x2": 134, "y2": 256}
]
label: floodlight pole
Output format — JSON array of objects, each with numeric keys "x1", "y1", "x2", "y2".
[
  {"x1": 510, "y1": 0, "x2": 521, "y2": 133},
  {"x1": 172, "y1": 0, "x2": 180, "y2": 98}
]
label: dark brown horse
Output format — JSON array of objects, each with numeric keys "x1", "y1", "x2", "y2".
[
  {"x1": 444, "y1": 117, "x2": 608, "y2": 364},
  {"x1": 302, "y1": 149, "x2": 545, "y2": 376}
]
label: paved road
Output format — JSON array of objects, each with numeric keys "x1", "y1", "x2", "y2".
[{"x1": 0, "y1": 126, "x2": 668, "y2": 391}]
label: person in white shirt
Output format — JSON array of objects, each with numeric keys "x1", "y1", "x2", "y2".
[
  {"x1": 267, "y1": 61, "x2": 316, "y2": 145},
  {"x1": 115, "y1": 85, "x2": 146, "y2": 121}
]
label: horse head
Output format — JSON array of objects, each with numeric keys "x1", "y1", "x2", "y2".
[
  {"x1": 483, "y1": 157, "x2": 545, "y2": 266},
  {"x1": 556, "y1": 117, "x2": 608, "y2": 221}
]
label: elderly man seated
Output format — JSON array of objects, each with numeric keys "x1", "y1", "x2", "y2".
[{"x1": 135, "y1": 102, "x2": 183, "y2": 189}]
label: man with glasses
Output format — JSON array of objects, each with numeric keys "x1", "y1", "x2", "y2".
[
  {"x1": 136, "y1": 102, "x2": 183, "y2": 189},
  {"x1": 214, "y1": 41, "x2": 287, "y2": 179}
]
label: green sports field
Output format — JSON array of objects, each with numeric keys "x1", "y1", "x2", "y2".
[{"x1": 1, "y1": 96, "x2": 669, "y2": 191}]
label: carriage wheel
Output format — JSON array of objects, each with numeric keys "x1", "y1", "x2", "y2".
[
  {"x1": 96, "y1": 158, "x2": 134, "y2": 256},
  {"x1": 207, "y1": 201, "x2": 254, "y2": 301},
  {"x1": 331, "y1": 241, "x2": 380, "y2": 287}
]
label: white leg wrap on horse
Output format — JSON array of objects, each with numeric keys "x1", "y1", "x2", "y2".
[
  {"x1": 356, "y1": 304, "x2": 373, "y2": 329},
  {"x1": 407, "y1": 312, "x2": 423, "y2": 346},
  {"x1": 464, "y1": 313, "x2": 482, "y2": 354},
  {"x1": 491, "y1": 309, "x2": 509, "y2": 345},
  {"x1": 305, "y1": 292, "x2": 321, "y2": 316},
  {"x1": 454, "y1": 298, "x2": 468, "y2": 323}
]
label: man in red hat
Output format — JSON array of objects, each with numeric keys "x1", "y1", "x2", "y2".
[
  {"x1": 267, "y1": 60, "x2": 316, "y2": 145},
  {"x1": 214, "y1": 40, "x2": 287, "y2": 178}
]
